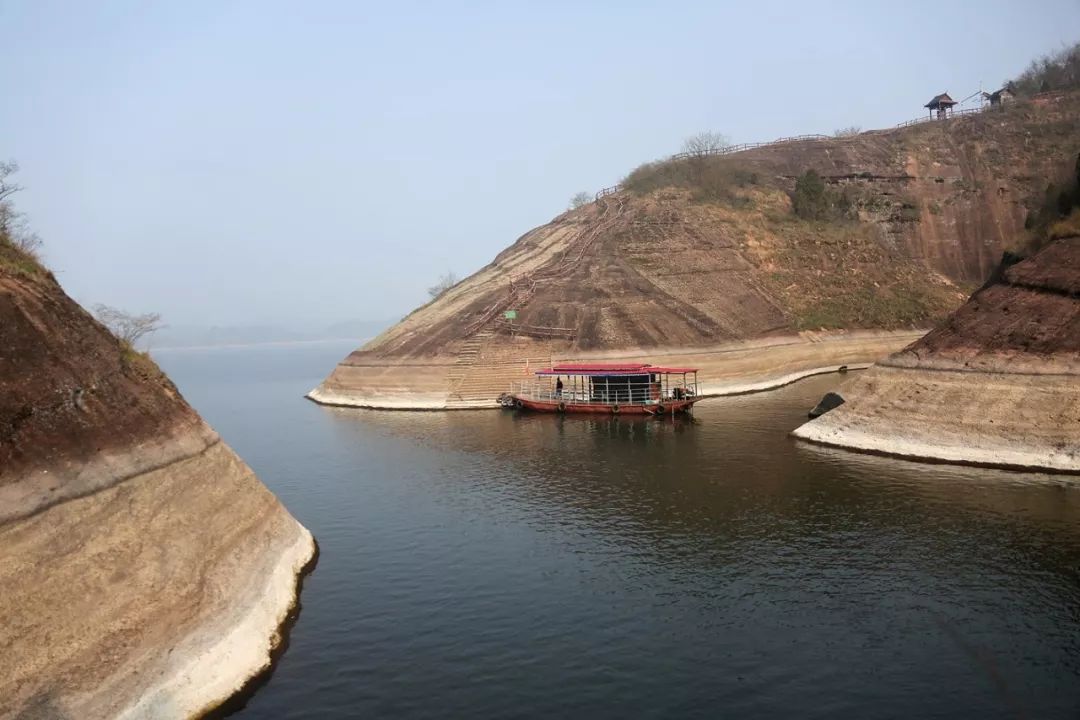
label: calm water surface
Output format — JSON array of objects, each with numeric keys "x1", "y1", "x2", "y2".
[{"x1": 156, "y1": 342, "x2": 1080, "y2": 719}]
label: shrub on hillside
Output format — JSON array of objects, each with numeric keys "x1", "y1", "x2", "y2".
[
  {"x1": 792, "y1": 170, "x2": 828, "y2": 219},
  {"x1": 791, "y1": 170, "x2": 854, "y2": 221},
  {"x1": 568, "y1": 191, "x2": 591, "y2": 210},
  {"x1": 427, "y1": 272, "x2": 459, "y2": 299},
  {"x1": 623, "y1": 156, "x2": 757, "y2": 204},
  {"x1": 93, "y1": 304, "x2": 164, "y2": 349},
  {"x1": 0, "y1": 160, "x2": 44, "y2": 274}
]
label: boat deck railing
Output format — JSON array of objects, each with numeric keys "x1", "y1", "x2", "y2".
[{"x1": 510, "y1": 380, "x2": 697, "y2": 406}]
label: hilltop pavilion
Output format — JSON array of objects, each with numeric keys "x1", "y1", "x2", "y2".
[{"x1": 925, "y1": 92, "x2": 957, "y2": 119}]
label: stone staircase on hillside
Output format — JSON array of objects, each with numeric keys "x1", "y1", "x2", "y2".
[
  {"x1": 446, "y1": 331, "x2": 492, "y2": 385},
  {"x1": 446, "y1": 337, "x2": 552, "y2": 409}
]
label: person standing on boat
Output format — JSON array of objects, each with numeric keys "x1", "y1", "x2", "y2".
[{"x1": 555, "y1": 377, "x2": 563, "y2": 398}]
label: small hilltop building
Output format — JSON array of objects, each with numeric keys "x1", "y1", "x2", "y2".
[
  {"x1": 982, "y1": 87, "x2": 1015, "y2": 107},
  {"x1": 925, "y1": 92, "x2": 958, "y2": 119}
]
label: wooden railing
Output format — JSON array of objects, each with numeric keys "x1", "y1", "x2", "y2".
[
  {"x1": 594, "y1": 134, "x2": 832, "y2": 199},
  {"x1": 893, "y1": 106, "x2": 988, "y2": 129},
  {"x1": 495, "y1": 317, "x2": 575, "y2": 339},
  {"x1": 510, "y1": 378, "x2": 699, "y2": 405},
  {"x1": 463, "y1": 282, "x2": 534, "y2": 337},
  {"x1": 669, "y1": 134, "x2": 831, "y2": 162}
]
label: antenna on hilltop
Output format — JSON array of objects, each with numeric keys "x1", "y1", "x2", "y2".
[{"x1": 957, "y1": 89, "x2": 984, "y2": 109}]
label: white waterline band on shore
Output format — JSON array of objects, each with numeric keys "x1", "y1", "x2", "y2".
[
  {"x1": 306, "y1": 387, "x2": 453, "y2": 410},
  {"x1": 698, "y1": 364, "x2": 870, "y2": 398},
  {"x1": 114, "y1": 526, "x2": 315, "y2": 720},
  {"x1": 792, "y1": 422, "x2": 1080, "y2": 475}
]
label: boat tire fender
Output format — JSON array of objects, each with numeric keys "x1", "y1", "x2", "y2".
[
  {"x1": 611, "y1": 404, "x2": 620, "y2": 415},
  {"x1": 655, "y1": 404, "x2": 666, "y2": 415},
  {"x1": 556, "y1": 401, "x2": 566, "y2": 413}
]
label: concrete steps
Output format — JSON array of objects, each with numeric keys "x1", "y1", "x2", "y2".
[{"x1": 445, "y1": 337, "x2": 552, "y2": 408}]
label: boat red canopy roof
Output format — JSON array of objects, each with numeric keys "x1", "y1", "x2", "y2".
[{"x1": 536, "y1": 363, "x2": 698, "y2": 376}]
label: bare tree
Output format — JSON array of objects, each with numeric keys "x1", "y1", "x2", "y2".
[
  {"x1": 0, "y1": 160, "x2": 20, "y2": 206},
  {"x1": 682, "y1": 131, "x2": 730, "y2": 157},
  {"x1": 833, "y1": 126, "x2": 862, "y2": 138},
  {"x1": 0, "y1": 160, "x2": 42, "y2": 257},
  {"x1": 427, "y1": 272, "x2": 459, "y2": 299},
  {"x1": 93, "y1": 304, "x2": 164, "y2": 347},
  {"x1": 568, "y1": 191, "x2": 591, "y2": 210}
]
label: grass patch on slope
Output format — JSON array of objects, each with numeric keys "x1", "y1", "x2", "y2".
[
  {"x1": 623, "y1": 156, "x2": 760, "y2": 206},
  {"x1": 752, "y1": 216, "x2": 963, "y2": 331},
  {"x1": 1050, "y1": 208, "x2": 1080, "y2": 239},
  {"x1": 0, "y1": 239, "x2": 45, "y2": 278}
]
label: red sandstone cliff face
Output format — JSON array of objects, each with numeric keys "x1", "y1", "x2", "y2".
[{"x1": 352, "y1": 93, "x2": 1080, "y2": 362}]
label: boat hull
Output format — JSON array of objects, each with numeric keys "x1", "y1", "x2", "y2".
[{"x1": 511, "y1": 396, "x2": 697, "y2": 415}]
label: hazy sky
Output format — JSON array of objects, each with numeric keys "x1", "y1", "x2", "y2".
[{"x1": 3, "y1": 1, "x2": 1078, "y2": 327}]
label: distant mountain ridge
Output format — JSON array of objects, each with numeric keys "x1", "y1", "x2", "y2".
[{"x1": 154, "y1": 318, "x2": 389, "y2": 348}]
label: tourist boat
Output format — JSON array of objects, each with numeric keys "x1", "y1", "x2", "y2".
[{"x1": 505, "y1": 363, "x2": 700, "y2": 415}]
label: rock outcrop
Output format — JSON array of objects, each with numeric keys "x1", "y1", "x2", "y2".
[
  {"x1": 312, "y1": 92, "x2": 1080, "y2": 409},
  {"x1": 0, "y1": 262, "x2": 316, "y2": 718},
  {"x1": 793, "y1": 236, "x2": 1080, "y2": 473}
]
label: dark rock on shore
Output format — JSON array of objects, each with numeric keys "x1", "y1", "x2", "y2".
[{"x1": 808, "y1": 391, "x2": 845, "y2": 418}]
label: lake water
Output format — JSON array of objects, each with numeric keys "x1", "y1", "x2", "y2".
[{"x1": 156, "y1": 342, "x2": 1080, "y2": 719}]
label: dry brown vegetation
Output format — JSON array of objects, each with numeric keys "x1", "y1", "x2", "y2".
[
  {"x1": 0, "y1": 161, "x2": 45, "y2": 276},
  {"x1": 427, "y1": 271, "x2": 460, "y2": 299},
  {"x1": 622, "y1": 155, "x2": 759, "y2": 205},
  {"x1": 1025, "y1": 152, "x2": 1080, "y2": 250},
  {"x1": 568, "y1": 191, "x2": 591, "y2": 209},
  {"x1": 1050, "y1": 209, "x2": 1080, "y2": 240},
  {"x1": 1009, "y1": 41, "x2": 1080, "y2": 96}
]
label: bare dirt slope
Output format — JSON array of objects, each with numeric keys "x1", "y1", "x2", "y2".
[
  {"x1": 0, "y1": 262, "x2": 316, "y2": 719},
  {"x1": 793, "y1": 235, "x2": 1080, "y2": 473}
]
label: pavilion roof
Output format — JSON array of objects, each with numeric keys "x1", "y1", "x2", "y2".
[{"x1": 924, "y1": 93, "x2": 957, "y2": 109}]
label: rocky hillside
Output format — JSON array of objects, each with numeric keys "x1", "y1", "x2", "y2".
[
  {"x1": 311, "y1": 91, "x2": 1080, "y2": 410},
  {"x1": 793, "y1": 234, "x2": 1080, "y2": 473},
  {"x1": 0, "y1": 257, "x2": 316, "y2": 717},
  {"x1": 363, "y1": 91, "x2": 1080, "y2": 361}
]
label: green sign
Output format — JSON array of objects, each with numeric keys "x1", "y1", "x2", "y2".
[{"x1": 503, "y1": 310, "x2": 517, "y2": 320}]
